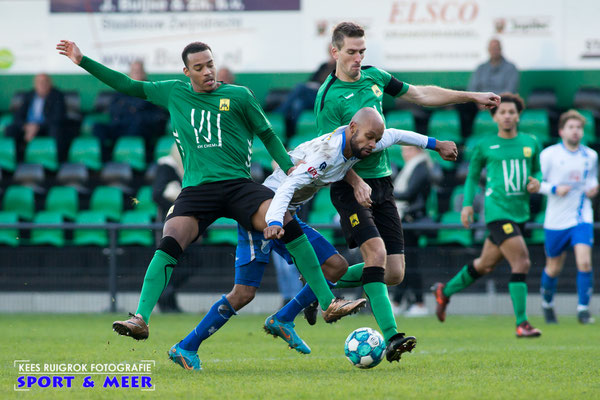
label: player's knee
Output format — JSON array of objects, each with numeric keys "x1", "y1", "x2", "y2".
[
  {"x1": 360, "y1": 238, "x2": 386, "y2": 267},
  {"x1": 577, "y1": 262, "x2": 592, "y2": 272},
  {"x1": 383, "y1": 255, "x2": 404, "y2": 285},
  {"x1": 384, "y1": 268, "x2": 404, "y2": 286},
  {"x1": 228, "y1": 285, "x2": 257, "y2": 309},
  {"x1": 473, "y1": 258, "x2": 493, "y2": 275},
  {"x1": 323, "y1": 255, "x2": 348, "y2": 282}
]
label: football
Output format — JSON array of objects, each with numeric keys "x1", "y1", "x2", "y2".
[{"x1": 344, "y1": 327, "x2": 386, "y2": 368}]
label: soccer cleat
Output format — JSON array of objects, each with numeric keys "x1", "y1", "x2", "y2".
[
  {"x1": 263, "y1": 315, "x2": 311, "y2": 354},
  {"x1": 431, "y1": 283, "x2": 450, "y2": 322},
  {"x1": 303, "y1": 301, "x2": 319, "y2": 326},
  {"x1": 322, "y1": 297, "x2": 367, "y2": 323},
  {"x1": 542, "y1": 306, "x2": 558, "y2": 324},
  {"x1": 168, "y1": 343, "x2": 202, "y2": 371},
  {"x1": 516, "y1": 321, "x2": 542, "y2": 338},
  {"x1": 385, "y1": 332, "x2": 417, "y2": 362},
  {"x1": 577, "y1": 309, "x2": 595, "y2": 324},
  {"x1": 112, "y1": 313, "x2": 149, "y2": 340}
]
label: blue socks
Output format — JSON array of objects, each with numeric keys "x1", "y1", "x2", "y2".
[
  {"x1": 275, "y1": 280, "x2": 335, "y2": 322},
  {"x1": 179, "y1": 295, "x2": 237, "y2": 352},
  {"x1": 577, "y1": 271, "x2": 593, "y2": 308},
  {"x1": 540, "y1": 269, "x2": 557, "y2": 306}
]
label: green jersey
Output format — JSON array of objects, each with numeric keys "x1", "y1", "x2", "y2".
[
  {"x1": 144, "y1": 81, "x2": 272, "y2": 187},
  {"x1": 463, "y1": 133, "x2": 542, "y2": 224},
  {"x1": 314, "y1": 66, "x2": 409, "y2": 179},
  {"x1": 79, "y1": 56, "x2": 293, "y2": 188}
]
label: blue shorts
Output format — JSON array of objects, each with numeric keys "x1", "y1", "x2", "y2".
[
  {"x1": 544, "y1": 223, "x2": 594, "y2": 258},
  {"x1": 234, "y1": 215, "x2": 338, "y2": 287}
]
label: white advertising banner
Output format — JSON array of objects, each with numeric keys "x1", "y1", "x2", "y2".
[{"x1": 0, "y1": 0, "x2": 598, "y2": 74}]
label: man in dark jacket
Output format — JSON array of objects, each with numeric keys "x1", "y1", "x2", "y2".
[{"x1": 7, "y1": 73, "x2": 68, "y2": 160}]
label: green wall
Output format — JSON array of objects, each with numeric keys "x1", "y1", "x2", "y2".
[{"x1": 1, "y1": 70, "x2": 598, "y2": 113}]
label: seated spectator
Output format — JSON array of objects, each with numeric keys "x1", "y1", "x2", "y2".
[
  {"x1": 277, "y1": 51, "x2": 336, "y2": 137},
  {"x1": 460, "y1": 38, "x2": 520, "y2": 135},
  {"x1": 93, "y1": 60, "x2": 167, "y2": 160},
  {"x1": 152, "y1": 143, "x2": 185, "y2": 312},
  {"x1": 217, "y1": 67, "x2": 235, "y2": 84},
  {"x1": 391, "y1": 146, "x2": 435, "y2": 317},
  {"x1": 6, "y1": 73, "x2": 68, "y2": 161}
]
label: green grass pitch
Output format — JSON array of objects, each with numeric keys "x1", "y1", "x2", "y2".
[{"x1": 2, "y1": 313, "x2": 599, "y2": 399}]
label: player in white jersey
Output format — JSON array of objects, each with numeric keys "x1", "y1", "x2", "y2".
[
  {"x1": 538, "y1": 110, "x2": 598, "y2": 324},
  {"x1": 263, "y1": 113, "x2": 451, "y2": 226},
  {"x1": 260, "y1": 108, "x2": 456, "y2": 361}
]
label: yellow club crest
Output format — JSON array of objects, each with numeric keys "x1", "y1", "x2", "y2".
[
  {"x1": 350, "y1": 213, "x2": 360, "y2": 227},
  {"x1": 502, "y1": 223, "x2": 514, "y2": 234},
  {"x1": 523, "y1": 147, "x2": 532, "y2": 157},
  {"x1": 371, "y1": 85, "x2": 382, "y2": 97},
  {"x1": 219, "y1": 98, "x2": 230, "y2": 111}
]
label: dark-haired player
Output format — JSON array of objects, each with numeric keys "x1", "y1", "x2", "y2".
[
  {"x1": 312, "y1": 21, "x2": 501, "y2": 353},
  {"x1": 432, "y1": 93, "x2": 543, "y2": 338},
  {"x1": 56, "y1": 40, "x2": 366, "y2": 352}
]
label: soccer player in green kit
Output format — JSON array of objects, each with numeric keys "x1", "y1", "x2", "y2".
[
  {"x1": 432, "y1": 93, "x2": 543, "y2": 338},
  {"x1": 56, "y1": 40, "x2": 366, "y2": 341},
  {"x1": 311, "y1": 22, "x2": 501, "y2": 361}
]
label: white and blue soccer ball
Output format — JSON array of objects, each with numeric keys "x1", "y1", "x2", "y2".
[{"x1": 344, "y1": 327, "x2": 386, "y2": 369}]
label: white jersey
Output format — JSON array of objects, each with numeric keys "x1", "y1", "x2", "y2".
[
  {"x1": 538, "y1": 143, "x2": 598, "y2": 230},
  {"x1": 265, "y1": 126, "x2": 430, "y2": 226}
]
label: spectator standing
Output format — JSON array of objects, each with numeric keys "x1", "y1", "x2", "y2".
[{"x1": 460, "y1": 39, "x2": 520, "y2": 135}]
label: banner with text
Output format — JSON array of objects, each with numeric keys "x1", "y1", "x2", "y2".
[{"x1": 0, "y1": 0, "x2": 598, "y2": 74}]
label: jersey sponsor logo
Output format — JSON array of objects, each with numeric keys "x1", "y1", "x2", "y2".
[
  {"x1": 523, "y1": 147, "x2": 532, "y2": 157},
  {"x1": 191, "y1": 109, "x2": 222, "y2": 148},
  {"x1": 350, "y1": 213, "x2": 360, "y2": 227},
  {"x1": 489, "y1": 144, "x2": 500, "y2": 149},
  {"x1": 502, "y1": 223, "x2": 514, "y2": 234},
  {"x1": 219, "y1": 98, "x2": 230, "y2": 111},
  {"x1": 371, "y1": 85, "x2": 382, "y2": 97},
  {"x1": 319, "y1": 162, "x2": 327, "y2": 171},
  {"x1": 344, "y1": 93, "x2": 354, "y2": 99},
  {"x1": 166, "y1": 205, "x2": 175, "y2": 217},
  {"x1": 501, "y1": 159, "x2": 528, "y2": 195},
  {"x1": 307, "y1": 166, "x2": 318, "y2": 177}
]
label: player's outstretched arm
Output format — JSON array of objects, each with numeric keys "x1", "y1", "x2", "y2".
[
  {"x1": 435, "y1": 141, "x2": 458, "y2": 161},
  {"x1": 56, "y1": 40, "x2": 83, "y2": 65},
  {"x1": 403, "y1": 85, "x2": 500, "y2": 109},
  {"x1": 56, "y1": 40, "x2": 146, "y2": 99}
]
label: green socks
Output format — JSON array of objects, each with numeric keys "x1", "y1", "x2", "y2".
[
  {"x1": 364, "y1": 280, "x2": 397, "y2": 342},
  {"x1": 335, "y1": 262, "x2": 365, "y2": 289},
  {"x1": 508, "y1": 281, "x2": 528, "y2": 325},
  {"x1": 135, "y1": 250, "x2": 176, "y2": 323},
  {"x1": 443, "y1": 265, "x2": 479, "y2": 297},
  {"x1": 285, "y1": 234, "x2": 334, "y2": 311}
]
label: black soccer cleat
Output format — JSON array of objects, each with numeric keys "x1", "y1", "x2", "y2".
[
  {"x1": 577, "y1": 309, "x2": 595, "y2": 324},
  {"x1": 542, "y1": 306, "x2": 558, "y2": 324},
  {"x1": 303, "y1": 301, "x2": 319, "y2": 326},
  {"x1": 385, "y1": 332, "x2": 417, "y2": 362}
]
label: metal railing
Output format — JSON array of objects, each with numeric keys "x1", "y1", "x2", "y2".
[{"x1": 1, "y1": 221, "x2": 598, "y2": 312}]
